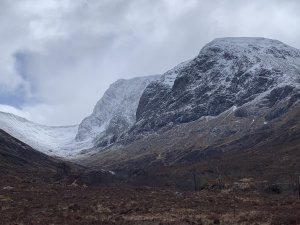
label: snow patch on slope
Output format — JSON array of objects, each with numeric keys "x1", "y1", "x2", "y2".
[
  {"x1": 0, "y1": 111, "x2": 92, "y2": 158},
  {"x1": 0, "y1": 75, "x2": 161, "y2": 158}
]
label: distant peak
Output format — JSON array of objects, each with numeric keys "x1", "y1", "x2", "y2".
[
  {"x1": 203, "y1": 37, "x2": 291, "y2": 50},
  {"x1": 209, "y1": 37, "x2": 282, "y2": 44},
  {"x1": 110, "y1": 75, "x2": 161, "y2": 88},
  {"x1": 199, "y1": 37, "x2": 300, "y2": 59}
]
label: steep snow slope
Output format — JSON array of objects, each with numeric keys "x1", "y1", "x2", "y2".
[
  {"x1": 0, "y1": 75, "x2": 160, "y2": 158},
  {"x1": 76, "y1": 75, "x2": 160, "y2": 147},
  {"x1": 132, "y1": 37, "x2": 300, "y2": 134},
  {"x1": 0, "y1": 129, "x2": 59, "y2": 171},
  {"x1": 0, "y1": 112, "x2": 92, "y2": 158}
]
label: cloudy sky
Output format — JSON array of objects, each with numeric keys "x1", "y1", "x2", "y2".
[{"x1": 0, "y1": 0, "x2": 300, "y2": 125}]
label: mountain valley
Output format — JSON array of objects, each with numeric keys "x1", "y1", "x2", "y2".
[{"x1": 1, "y1": 37, "x2": 300, "y2": 225}]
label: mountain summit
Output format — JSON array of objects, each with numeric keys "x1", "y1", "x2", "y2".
[
  {"x1": 76, "y1": 75, "x2": 160, "y2": 147},
  {"x1": 82, "y1": 38, "x2": 300, "y2": 180},
  {"x1": 130, "y1": 37, "x2": 300, "y2": 135}
]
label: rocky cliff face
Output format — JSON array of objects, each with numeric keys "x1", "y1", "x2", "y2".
[
  {"x1": 82, "y1": 38, "x2": 300, "y2": 172},
  {"x1": 131, "y1": 38, "x2": 300, "y2": 135},
  {"x1": 76, "y1": 75, "x2": 160, "y2": 147}
]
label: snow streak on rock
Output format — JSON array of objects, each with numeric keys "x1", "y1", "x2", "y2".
[{"x1": 133, "y1": 37, "x2": 300, "y2": 134}]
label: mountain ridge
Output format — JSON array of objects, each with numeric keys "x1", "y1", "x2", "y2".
[
  {"x1": 0, "y1": 75, "x2": 161, "y2": 158},
  {"x1": 0, "y1": 37, "x2": 300, "y2": 164},
  {"x1": 128, "y1": 37, "x2": 300, "y2": 137},
  {"x1": 0, "y1": 111, "x2": 89, "y2": 158},
  {"x1": 76, "y1": 74, "x2": 160, "y2": 148}
]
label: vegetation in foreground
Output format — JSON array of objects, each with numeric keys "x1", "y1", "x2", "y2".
[{"x1": 0, "y1": 175, "x2": 300, "y2": 225}]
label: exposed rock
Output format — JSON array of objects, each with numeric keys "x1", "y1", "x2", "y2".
[{"x1": 130, "y1": 37, "x2": 300, "y2": 136}]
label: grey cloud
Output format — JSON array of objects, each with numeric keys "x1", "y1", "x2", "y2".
[{"x1": 0, "y1": 0, "x2": 300, "y2": 125}]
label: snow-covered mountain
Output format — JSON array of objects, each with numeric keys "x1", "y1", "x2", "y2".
[
  {"x1": 0, "y1": 112, "x2": 92, "y2": 158},
  {"x1": 2, "y1": 37, "x2": 300, "y2": 163},
  {"x1": 76, "y1": 75, "x2": 160, "y2": 148},
  {"x1": 131, "y1": 37, "x2": 300, "y2": 135},
  {"x1": 0, "y1": 75, "x2": 160, "y2": 158},
  {"x1": 83, "y1": 37, "x2": 300, "y2": 170}
]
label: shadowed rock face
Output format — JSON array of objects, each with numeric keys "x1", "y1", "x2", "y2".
[{"x1": 131, "y1": 38, "x2": 300, "y2": 135}]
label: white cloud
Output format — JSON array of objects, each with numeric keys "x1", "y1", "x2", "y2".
[{"x1": 0, "y1": 0, "x2": 300, "y2": 125}]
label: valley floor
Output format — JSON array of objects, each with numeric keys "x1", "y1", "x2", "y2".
[{"x1": 0, "y1": 178, "x2": 299, "y2": 225}]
